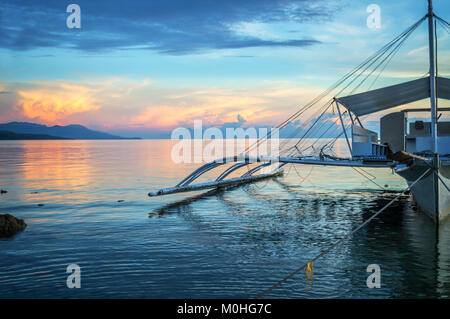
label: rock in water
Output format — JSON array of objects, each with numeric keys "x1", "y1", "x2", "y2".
[{"x1": 0, "y1": 214, "x2": 27, "y2": 238}]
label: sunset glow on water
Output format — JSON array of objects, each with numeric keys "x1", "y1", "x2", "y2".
[
  {"x1": 1, "y1": 0, "x2": 450, "y2": 302},
  {"x1": 2, "y1": 139, "x2": 450, "y2": 298}
]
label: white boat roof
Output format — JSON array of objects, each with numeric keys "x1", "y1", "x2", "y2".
[{"x1": 336, "y1": 76, "x2": 450, "y2": 116}]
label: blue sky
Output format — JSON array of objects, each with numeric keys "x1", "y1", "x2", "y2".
[{"x1": 0, "y1": 0, "x2": 449, "y2": 138}]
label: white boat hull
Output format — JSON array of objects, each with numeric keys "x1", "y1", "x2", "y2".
[{"x1": 396, "y1": 160, "x2": 450, "y2": 223}]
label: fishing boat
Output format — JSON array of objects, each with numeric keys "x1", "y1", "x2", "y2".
[{"x1": 149, "y1": 0, "x2": 450, "y2": 223}]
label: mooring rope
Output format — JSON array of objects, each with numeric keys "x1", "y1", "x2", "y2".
[
  {"x1": 352, "y1": 166, "x2": 386, "y2": 191},
  {"x1": 255, "y1": 167, "x2": 431, "y2": 298},
  {"x1": 421, "y1": 159, "x2": 450, "y2": 193}
]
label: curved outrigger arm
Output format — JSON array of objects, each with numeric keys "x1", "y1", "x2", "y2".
[
  {"x1": 148, "y1": 154, "x2": 395, "y2": 197},
  {"x1": 176, "y1": 162, "x2": 225, "y2": 187}
]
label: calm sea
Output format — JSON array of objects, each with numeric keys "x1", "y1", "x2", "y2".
[{"x1": 1, "y1": 139, "x2": 450, "y2": 298}]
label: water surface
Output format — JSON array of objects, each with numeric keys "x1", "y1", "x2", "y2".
[{"x1": 1, "y1": 139, "x2": 450, "y2": 298}]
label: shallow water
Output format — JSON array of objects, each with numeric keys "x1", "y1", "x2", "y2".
[{"x1": 1, "y1": 139, "x2": 450, "y2": 298}]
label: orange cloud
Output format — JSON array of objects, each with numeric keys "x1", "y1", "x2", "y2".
[
  {"x1": 130, "y1": 90, "x2": 280, "y2": 129},
  {"x1": 7, "y1": 78, "x2": 324, "y2": 131},
  {"x1": 16, "y1": 83, "x2": 100, "y2": 124}
]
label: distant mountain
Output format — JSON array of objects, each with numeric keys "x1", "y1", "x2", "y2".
[
  {"x1": 0, "y1": 130, "x2": 71, "y2": 140},
  {"x1": 0, "y1": 122, "x2": 140, "y2": 140}
]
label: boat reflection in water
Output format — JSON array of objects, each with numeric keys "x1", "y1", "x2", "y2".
[
  {"x1": 151, "y1": 168, "x2": 450, "y2": 298},
  {"x1": 1, "y1": 139, "x2": 450, "y2": 297}
]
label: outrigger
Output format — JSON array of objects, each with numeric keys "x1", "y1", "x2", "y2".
[{"x1": 150, "y1": 0, "x2": 450, "y2": 223}]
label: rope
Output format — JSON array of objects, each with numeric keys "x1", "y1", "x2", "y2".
[
  {"x1": 422, "y1": 159, "x2": 450, "y2": 193},
  {"x1": 255, "y1": 168, "x2": 431, "y2": 298},
  {"x1": 366, "y1": 19, "x2": 422, "y2": 91},
  {"x1": 438, "y1": 21, "x2": 450, "y2": 34},
  {"x1": 244, "y1": 15, "x2": 427, "y2": 157},
  {"x1": 349, "y1": 19, "x2": 422, "y2": 95},
  {"x1": 352, "y1": 167, "x2": 386, "y2": 190},
  {"x1": 295, "y1": 109, "x2": 346, "y2": 153},
  {"x1": 291, "y1": 163, "x2": 314, "y2": 184},
  {"x1": 288, "y1": 15, "x2": 425, "y2": 156},
  {"x1": 435, "y1": 15, "x2": 450, "y2": 29}
]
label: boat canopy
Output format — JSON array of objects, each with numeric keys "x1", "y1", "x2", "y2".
[
  {"x1": 439, "y1": 76, "x2": 450, "y2": 100},
  {"x1": 336, "y1": 76, "x2": 450, "y2": 116}
]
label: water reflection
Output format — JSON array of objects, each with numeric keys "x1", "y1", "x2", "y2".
[
  {"x1": 1, "y1": 140, "x2": 450, "y2": 298},
  {"x1": 148, "y1": 167, "x2": 450, "y2": 298}
]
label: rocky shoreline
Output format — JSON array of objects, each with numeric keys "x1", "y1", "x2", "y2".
[{"x1": 0, "y1": 214, "x2": 27, "y2": 238}]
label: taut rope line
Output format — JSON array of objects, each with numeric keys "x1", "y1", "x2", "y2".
[{"x1": 256, "y1": 168, "x2": 431, "y2": 298}]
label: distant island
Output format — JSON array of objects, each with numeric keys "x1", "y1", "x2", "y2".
[
  {"x1": 0, "y1": 122, "x2": 141, "y2": 140},
  {"x1": 0, "y1": 130, "x2": 71, "y2": 140}
]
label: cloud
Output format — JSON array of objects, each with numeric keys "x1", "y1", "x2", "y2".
[
  {"x1": 130, "y1": 90, "x2": 274, "y2": 129},
  {"x1": 0, "y1": 0, "x2": 335, "y2": 54},
  {"x1": 15, "y1": 83, "x2": 100, "y2": 123},
  {"x1": 221, "y1": 114, "x2": 247, "y2": 129},
  {"x1": 0, "y1": 77, "x2": 332, "y2": 137}
]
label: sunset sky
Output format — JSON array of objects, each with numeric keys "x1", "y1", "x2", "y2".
[{"x1": 1, "y1": 0, "x2": 449, "y2": 138}]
